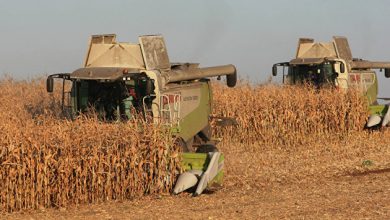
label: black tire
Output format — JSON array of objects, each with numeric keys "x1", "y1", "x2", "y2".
[
  {"x1": 196, "y1": 144, "x2": 219, "y2": 153},
  {"x1": 174, "y1": 137, "x2": 195, "y2": 153}
]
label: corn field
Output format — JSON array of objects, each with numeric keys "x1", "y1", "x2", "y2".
[
  {"x1": 212, "y1": 82, "x2": 368, "y2": 147},
  {"x1": 0, "y1": 78, "x2": 370, "y2": 212},
  {"x1": 0, "y1": 78, "x2": 180, "y2": 212}
]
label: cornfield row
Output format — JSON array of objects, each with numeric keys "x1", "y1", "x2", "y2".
[
  {"x1": 0, "y1": 79, "x2": 180, "y2": 212},
  {"x1": 212, "y1": 82, "x2": 368, "y2": 147},
  {"x1": 0, "y1": 78, "x2": 370, "y2": 212}
]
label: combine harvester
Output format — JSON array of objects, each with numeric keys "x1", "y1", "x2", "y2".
[
  {"x1": 46, "y1": 34, "x2": 237, "y2": 196},
  {"x1": 272, "y1": 36, "x2": 390, "y2": 128}
]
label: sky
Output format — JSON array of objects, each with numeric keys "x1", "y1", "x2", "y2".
[{"x1": 0, "y1": 0, "x2": 390, "y2": 95}]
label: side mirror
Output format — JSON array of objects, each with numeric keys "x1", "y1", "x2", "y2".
[
  {"x1": 385, "y1": 69, "x2": 390, "y2": 78},
  {"x1": 226, "y1": 72, "x2": 237, "y2": 88},
  {"x1": 46, "y1": 77, "x2": 54, "y2": 93},
  {"x1": 339, "y1": 62, "x2": 345, "y2": 74},
  {"x1": 272, "y1": 64, "x2": 277, "y2": 76}
]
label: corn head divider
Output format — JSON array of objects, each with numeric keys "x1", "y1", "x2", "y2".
[{"x1": 46, "y1": 34, "x2": 237, "y2": 196}]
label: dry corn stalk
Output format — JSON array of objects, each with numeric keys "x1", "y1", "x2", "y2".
[
  {"x1": 212, "y1": 82, "x2": 368, "y2": 147},
  {"x1": 0, "y1": 79, "x2": 180, "y2": 212},
  {"x1": 0, "y1": 78, "x2": 370, "y2": 213}
]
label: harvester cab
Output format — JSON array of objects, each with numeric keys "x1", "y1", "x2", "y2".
[
  {"x1": 272, "y1": 36, "x2": 390, "y2": 128},
  {"x1": 46, "y1": 34, "x2": 237, "y2": 195}
]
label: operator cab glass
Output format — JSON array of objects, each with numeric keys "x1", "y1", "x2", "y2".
[
  {"x1": 71, "y1": 75, "x2": 155, "y2": 121},
  {"x1": 288, "y1": 62, "x2": 338, "y2": 87}
]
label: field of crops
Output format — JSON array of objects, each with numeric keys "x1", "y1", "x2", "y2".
[
  {"x1": 1, "y1": 78, "x2": 390, "y2": 218},
  {"x1": 212, "y1": 83, "x2": 367, "y2": 146},
  {"x1": 0, "y1": 79, "x2": 180, "y2": 212}
]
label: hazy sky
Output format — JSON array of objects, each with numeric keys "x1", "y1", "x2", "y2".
[{"x1": 1, "y1": 0, "x2": 389, "y2": 94}]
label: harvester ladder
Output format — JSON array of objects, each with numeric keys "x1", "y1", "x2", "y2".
[
  {"x1": 347, "y1": 73, "x2": 375, "y2": 104},
  {"x1": 160, "y1": 94, "x2": 181, "y2": 127},
  {"x1": 142, "y1": 94, "x2": 181, "y2": 126}
]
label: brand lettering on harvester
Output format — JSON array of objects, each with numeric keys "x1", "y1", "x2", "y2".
[{"x1": 183, "y1": 96, "x2": 199, "y2": 101}]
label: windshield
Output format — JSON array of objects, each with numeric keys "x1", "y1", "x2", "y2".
[
  {"x1": 288, "y1": 63, "x2": 337, "y2": 86},
  {"x1": 71, "y1": 75, "x2": 154, "y2": 121}
]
